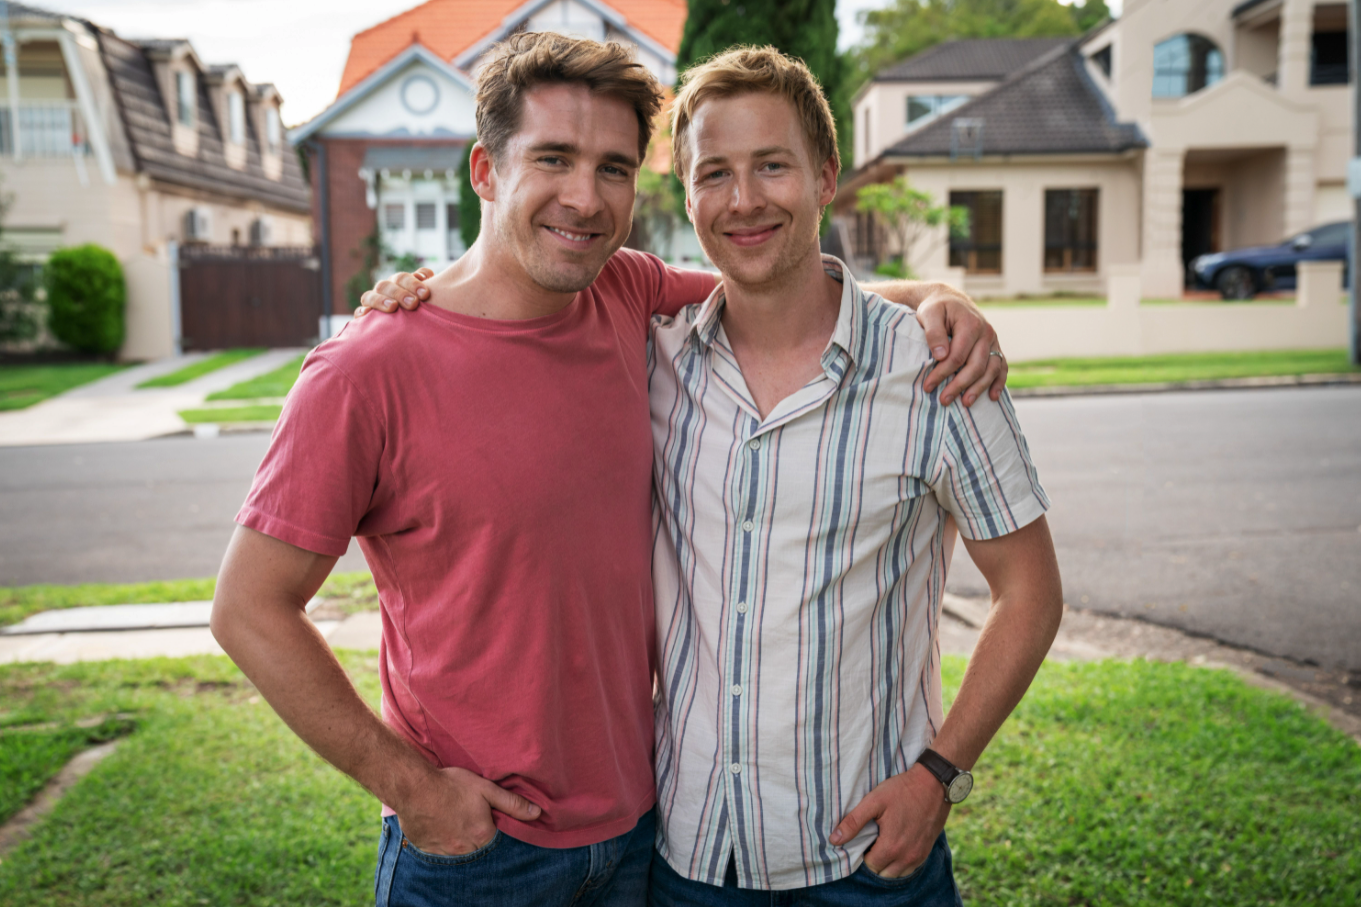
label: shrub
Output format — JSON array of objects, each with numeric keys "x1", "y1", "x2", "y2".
[{"x1": 44, "y1": 244, "x2": 126, "y2": 356}]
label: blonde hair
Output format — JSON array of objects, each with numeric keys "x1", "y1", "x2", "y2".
[
  {"x1": 476, "y1": 32, "x2": 665, "y2": 163},
  {"x1": 671, "y1": 45, "x2": 840, "y2": 182}
]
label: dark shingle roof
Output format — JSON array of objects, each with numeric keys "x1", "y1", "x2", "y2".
[
  {"x1": 882, "y1": 43, "x2": 1146, "y2": 159},
  {"x1": 874, "y1": 37, "x2": 1074, "y2": 83},
  {"x1": 97, "y1": 31, "x2": 310, "y2": 213}
]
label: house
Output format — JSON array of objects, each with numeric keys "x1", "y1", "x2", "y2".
[
  {"x1": 0, "y1": 1, "x2": 312, "y2": 359},
  {"x1": 290, "y1": 0, "x2": 691, "y2": 329},
  {"x1": 837, "y1": 0, "x2": 1353, "y2": 301}
]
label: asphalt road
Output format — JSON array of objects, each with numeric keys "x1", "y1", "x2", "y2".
[{"x1": 2, "y1": 386, "x2": 1359, "y2": 669}]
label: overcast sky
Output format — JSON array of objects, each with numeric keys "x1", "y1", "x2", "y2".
[{"x1": 27, "y1": 0, "x2": 1121, "y2": 127}]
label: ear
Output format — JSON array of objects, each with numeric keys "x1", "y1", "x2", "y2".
[
  {"x1": 682, "y1": 173, "x2": 694, "y2": 222},
  {"x1": 469, "y1": 142, "x2": 496, "y2": 202},
  {"x1": 818, "y1": 157, "x2": 838, "y2": 209}
]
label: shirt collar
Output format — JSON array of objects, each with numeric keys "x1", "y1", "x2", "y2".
[{"x1": 688, "y1": 255, "x2": 867, "y2": 373}]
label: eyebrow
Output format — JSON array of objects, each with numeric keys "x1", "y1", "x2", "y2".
[
  {"x1": 526, "y1": 141, "x2": 638, "y2": 169},
  {"x1": 693, "y1": 146, "x2": 799, "y2": 171}
]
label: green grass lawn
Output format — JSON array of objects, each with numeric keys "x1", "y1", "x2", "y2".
[
  {"x1": 135, "y1": 349, "x2": 265, "y2": 389},
  {"x1": 0, "y1": 363, "x2": 127, "y2": 412},
  {"x1": 205, "y1": 354, "x2": 305, "y2": 401},
  {"x1": 0, "y1": 572, "x2": 377, "y2": 630},
  {"x1": 1009, "y1": 348, "x2": 1360, "y2": 389},
  {"x1": 177, "y1": 404, "x2": 283, "y2": 424},
  {"x1": 0, "y1": 656, "x2": 1354, "y2": 904}
]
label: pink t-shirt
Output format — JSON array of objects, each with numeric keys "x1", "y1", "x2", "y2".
[{"x1": 237, "y1": 249, "x2": 714, "y2": 849}]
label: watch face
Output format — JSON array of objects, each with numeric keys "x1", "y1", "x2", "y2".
[{"x1": 947, "y1": 772, "x2": 973, "y2": 803}]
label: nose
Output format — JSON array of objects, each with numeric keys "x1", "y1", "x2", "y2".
[
  {"x1": 557, "y1": 164, "x2": 605, "y2": 220},
  {"x1": 727, "y1": 169, "x2": 765, "y2": 218}
]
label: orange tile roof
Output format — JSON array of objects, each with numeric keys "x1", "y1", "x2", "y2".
[{"x1": 336, "y1": 0, "x2": 688, "y2": 99}]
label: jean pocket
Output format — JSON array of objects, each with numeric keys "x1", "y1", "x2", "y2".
[
  {"x1": 401, "y1": 829, "x2": 504, "y2": 866},
  {"x1": 856, "y1": 849, "x2": 931, "y2": 888}
]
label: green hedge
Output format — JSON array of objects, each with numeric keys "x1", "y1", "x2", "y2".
[{"x1": 44, "y1": 244, "x2": 126, "y2": 356}]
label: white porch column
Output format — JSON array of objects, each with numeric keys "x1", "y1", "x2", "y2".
[
  {"x1": 1276, "y1": 0, "x2": 1312, "y2": 96},
  {"x1": 1141, "y1": 147, "x2": 1185, "y2": 299},
  {"x1": 2, "y1": 27, "x2": 20, "y2": 160}
]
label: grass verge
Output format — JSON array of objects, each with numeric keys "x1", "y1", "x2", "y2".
[
  {"x1": 1009, "y1": 348, "x2": 1360, "y2": 389},
  {"x1": 135, "y1": 349, "x2": 264, "y2": 389},
  {"x1": 0, "y1": 657, "x2": 1354, "y2": 904},
  {"x1": 1, "y1": 716, "x2": 138, "y2": 824},
  {"x1": 178, "y1": 404, "x2": 282, "y2": 424},
  {"x1": 0, "y1": 572, "x2": 377, "y2": 630},
  {"x1": 205, "y1": 354, "x2": 305, "y2": 401},
  {"x1": 0, "y1": 364, "x2": 127, "y2": 412}
]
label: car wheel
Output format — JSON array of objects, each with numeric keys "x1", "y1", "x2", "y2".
[{"x1": 1216, "y1": 266, "x2": 1256, "y2": 300}]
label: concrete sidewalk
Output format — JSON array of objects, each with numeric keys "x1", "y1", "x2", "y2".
[{"x1": 0, "y1": 348, "x2": 305, "y2": 447}]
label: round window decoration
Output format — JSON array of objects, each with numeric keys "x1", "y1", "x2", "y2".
[{"x1": 400, "y1": 75, "x2": 440, "y2": 115}]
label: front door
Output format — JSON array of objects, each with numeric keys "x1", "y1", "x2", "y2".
[{"x1": 1182, "y1": 188, "x2": 1220, "y2": 284}]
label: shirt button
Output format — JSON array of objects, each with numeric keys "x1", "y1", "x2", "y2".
[
  {"x1": 731, "y1": 684, "x2": 742, "y2": 696},
  {"x1": 736, "y1": 602, "x2": 748, "y2": 613},
  {"x1": 730, "y1": 763, "x2": 742, "y2": 774},
  {"x1": 742, "y1": 520, "x2": 754, "y2": 532},
  {"x1": 748, "y1": 438, "x2": 761, "y2": 450}
]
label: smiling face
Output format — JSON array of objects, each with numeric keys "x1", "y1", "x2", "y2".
[
  {"x1": 484, "y1": 82, "x2": 640, "y2": 295},
  {"x1": 683, "y1": 91, "x2": 837, "y2": 292}
]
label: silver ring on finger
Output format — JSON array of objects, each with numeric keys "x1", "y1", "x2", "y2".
[{"x1": 988, "y1": 350, "x2": 1005, "y2": 360}]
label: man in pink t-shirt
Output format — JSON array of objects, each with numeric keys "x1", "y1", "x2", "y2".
[{"x1": 212, "y1": 33, "x2": 1004, "y2": 907}]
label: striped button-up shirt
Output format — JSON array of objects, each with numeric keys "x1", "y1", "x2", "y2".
[{"x1": 648, "y1": 257, "x2": 1048, "y2": 890}]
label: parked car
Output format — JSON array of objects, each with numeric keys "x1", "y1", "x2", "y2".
[{"x1": 1189, "y1": 221, "x2": 1351, "y2": 299}]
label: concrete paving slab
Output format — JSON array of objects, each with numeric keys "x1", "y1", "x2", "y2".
[
  {"x1": 325, "y1": 610, "x2": 382, "y2": 650},
  {"x1": 0, "y1": 347, "x2": 307, "y2": 447},
  {"x1": 0, "y1": 620, "x2": 342, "y2": 665},
  {"x1": 2, "y1": 602, "x2": 215, "y2": 635}
]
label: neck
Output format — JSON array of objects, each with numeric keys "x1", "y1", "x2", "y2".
[
  {"x1": 720, "y1": 242, "x2": 839, "y2": 355},
  {"x1": 427, "y1": 233, "x2": 577, "y2": 321}
]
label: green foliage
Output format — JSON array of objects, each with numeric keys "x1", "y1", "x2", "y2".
[
  {"x1": 0, "y1": 246, "x2": 39, "y2": 344},
  {"x1": 206, "y1": 353, "x2": 305, "y2": 401},
  {"x1": 43, "y1": 244, "x2": 126, "y2": 356},
  {"x1": 677, "y1": 0, "x2": 845, "y2": 176},
  {"x1": 178, "y1": 404, "x2": 283, "y2": 424},
  {"x1": 389, "y1": 252, "x2": 423, "y2": 274},
  {"x1": 135, "y1": 349, "x2": 264, "y2": 389},
  {"x1": 855, "y1": 176, "x2": 968, "y2": 274},
  {"x1": 343, "y1": 230, "x2": 382, "y2": 312},
  {"x1": 458, "y1": 140, "x2": 482, "y2": 252},
  {"x1": 844, "y1": 0, "x2": 1093, "y2": 112},
  {"x1": 0, "y1": 362, "x2": 127, "y2": 411}
]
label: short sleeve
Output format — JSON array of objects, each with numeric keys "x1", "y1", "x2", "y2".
[
  {"x1": 650, "y1": 260, "x2": 717, "y2": 318},
  {"x1": 930, "y1": 390, "x2": 1049, "y2": 541},
  {"x1": 236, "y1": 353, "x2": 385, "y2": 557}
]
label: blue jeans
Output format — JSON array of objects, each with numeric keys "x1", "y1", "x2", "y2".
[
  {"x1": 375, "y1": 808, "x2": 655, "y2": 906},
  {"x1": 649, "y1": 832, "x2": 962, "y2": 906}
]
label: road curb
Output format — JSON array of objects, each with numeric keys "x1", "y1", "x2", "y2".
[{"x1": 1011, "y1": 372, "x2": 1361, "y2": 398}]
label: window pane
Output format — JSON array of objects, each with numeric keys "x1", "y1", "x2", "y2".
[
  {"x1": 1311, "y1": 31, "x2": 1350, "y2": 85},
  {"x1": 416, "y1": 203, "x2": 437, "y2": 230},
  {"x1": 1044, "y1": 189, "x2": 1099, "y2": 272},
  {"x1": 948, "y1": 190, "x2": 1003, "y2": 274},
  {"x1": 906, "y1": 96, "x2": 933, "y2": 125},
  {"x1": 266, "y1": 109, "x2": 281, "y2": 149},
  {"x1": 177, "y1": 72, "x2": 194, "y2": 126},
  {"x1": 229, "y1": 93, "x2": 244, "y2": 145},
  {"x1": 446, "y1": 203, "x2": 460, "y2": 233},
  {"x1": 1153, "y1": 34, "x2": 1224, "y2": 97},
  {"x1": 383, "y1": 203, "x2": 405, "y2": 230}
]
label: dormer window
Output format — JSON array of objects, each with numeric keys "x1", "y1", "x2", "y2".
[
  {"x1": 176, "y1": 71, "x2": 196, "y2": 126},
  {"x1": 265, "y1": 107, "x2": 281, "y2": 152},
  {"x1": 228, "y1": 91, "x2": 245, "y2": 145},
  {"x1": 906, "y1": 94, "x2": 968, "y2": 129}
]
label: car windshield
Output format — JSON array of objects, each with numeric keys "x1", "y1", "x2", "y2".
[{"x1": 1284, "y1": 223, "x2": 1350, "y2": 246}]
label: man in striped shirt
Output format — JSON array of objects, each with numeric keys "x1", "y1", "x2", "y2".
[{"x1": 646, "y1": 48, "x2": 1064, "y2": 903}]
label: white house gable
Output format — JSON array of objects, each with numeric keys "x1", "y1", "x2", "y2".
[{"x1": 321, "y1": 58, "x2": 476, "y2": 139}]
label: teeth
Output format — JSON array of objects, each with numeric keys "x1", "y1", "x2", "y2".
[{"x1": 549, "y1": 227, "x2": 591, "y2": 241}]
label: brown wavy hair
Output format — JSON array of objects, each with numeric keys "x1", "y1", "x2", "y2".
[{"x1": 475, "y1": 32, "x2": 665, "y2": 165}]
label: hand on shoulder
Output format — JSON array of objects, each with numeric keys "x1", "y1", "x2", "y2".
[{"x1": 356, "y1": 267, "x2": 435, "y2": 318}]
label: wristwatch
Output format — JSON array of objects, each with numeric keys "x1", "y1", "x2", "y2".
[{"x1": 915, "y1": 748, "x2": 974, "y2": 804}]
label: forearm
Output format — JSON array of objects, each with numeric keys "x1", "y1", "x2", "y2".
[
  {"x1": 932, "y1": 526, "x2": 1063, "y2": 769},
  {"x1": 862, "y1": 278, "x2": 947, "y2": 311}
]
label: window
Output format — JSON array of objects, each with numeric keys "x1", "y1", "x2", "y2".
[
  {"x1": 1044, "y1": 189, "x2": 1099, "y2": 272},
  {"x1": 446, "y1": 203, "x2": 460, "y2": 235},
  {"x1": 1091, "y1": 45, "x2": 1112, "y2": 80},
  {"x1": 863, "y1": 106, "x2": 871, "y2": 161},
  {"x1": 228, "y1": 91, "x2": 245, "y2": 145},
  {"x1": 906, "y1": 94, "x2": 968, "y2": 129},
  {"x1": 948, "y1": 190, "x2": 1003, "y2": 274},
  {"x1": 1311, "y1": 31, "x2": 1349, "y2": 86},
  {"x1": 854, "y1": 210, "x2": 879, "y2": 261},
  {"x1": 176, "y1": 71, "x2": 195, "y2": 126},
  {"x1": 1152, "y1": 34, "x2": 1224, "y2": 97},
  {"x1": 266, "y1": 107, "x2": 281, "y2": 151},
  {"x1": 415, "y1": 202, "x2": 437, "y2": 230},
  {"x1": 383, "y1": 203, "x2": 405, "y2": 231}
]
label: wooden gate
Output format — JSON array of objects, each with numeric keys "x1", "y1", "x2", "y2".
[{"x1": 178, "y1": 246, "x2": 322, "y2": 350}]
